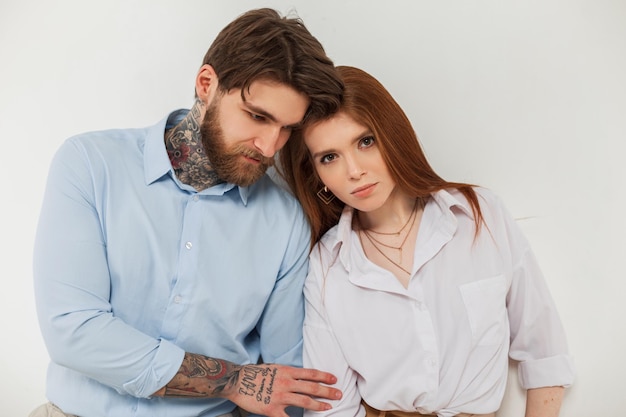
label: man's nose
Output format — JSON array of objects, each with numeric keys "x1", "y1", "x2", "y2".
[{"x1": 253, "y1": 126, "x2": 289, "y2": 157}]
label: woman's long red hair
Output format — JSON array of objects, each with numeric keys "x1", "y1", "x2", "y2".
[{"x1": 279, "y1": 66, "x2": 483, "y2": 248}]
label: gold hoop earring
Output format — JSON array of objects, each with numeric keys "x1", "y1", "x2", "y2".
[{"x1": 316, "y1": 185, "x2": 335, "y2": 205}]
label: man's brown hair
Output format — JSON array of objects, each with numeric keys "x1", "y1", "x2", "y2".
[{"x1": 202, "y1": 8, "x2": 343, "y2": 121}]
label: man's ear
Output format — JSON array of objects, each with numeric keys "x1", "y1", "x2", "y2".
[{"x1": 195, "y1": 64, "x2": 219, "y2": 104}]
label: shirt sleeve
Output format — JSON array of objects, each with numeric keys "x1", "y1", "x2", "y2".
[
  {"x1": 33, "y1": 138, "x2": 184, "y2": 398},
  {"x1": 255, "y1": 203, "x2": 311, "y2": 368},
  {"x1": 249, "y1": 203, "x2": 311, "y2": 417},
  {"x1": 303, "y1": 246, "x2": 364, "y2": 417},
  {"x1": 493, "y1": 194, "x2": 576, "y2": 389}
]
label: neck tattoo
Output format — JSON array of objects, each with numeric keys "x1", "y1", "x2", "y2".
[{"x1": 164, "y1": 100, "x2": 221, "y2": 191}]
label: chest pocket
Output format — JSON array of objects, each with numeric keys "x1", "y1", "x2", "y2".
[{"x1": 459, "y1": 275, "x2": 508, "y2": 346}]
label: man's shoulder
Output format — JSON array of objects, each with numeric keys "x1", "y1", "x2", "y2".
[
  {"x1": 53, "y1": 125, "x2": 159, "y2": 171},
  {"x1": 66, "y1": 126, "x2": 150, "y2": 149},
  {"x1": 251, "y1": 174, "x2": 300, "y2": 205},
  {"x1": 62, "y1": 113, "x2": 169, "y2": 153}
]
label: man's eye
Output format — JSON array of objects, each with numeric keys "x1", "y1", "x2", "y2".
[{"x1": 249, "y1": 113, "x2": 265, "y2": 121}]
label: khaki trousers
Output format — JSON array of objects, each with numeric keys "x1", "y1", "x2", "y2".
[
  {"x1": 28, "y1": 402, "x2": 245, "y2": 417},
  {"x1": 28, "y1": 403, "x2": 78, "y2": 417},
  {"x1": 362, "y1": 400, "x2": 496, "y2": 417}
]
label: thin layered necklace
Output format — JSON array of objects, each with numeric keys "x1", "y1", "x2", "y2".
[{"x1": 357, "y1": 199, "x2": 419, "y2": 275}]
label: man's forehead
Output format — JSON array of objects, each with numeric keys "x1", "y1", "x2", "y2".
[{"x1": 239, "y1": 80, "x2": 309, "y2": 126}]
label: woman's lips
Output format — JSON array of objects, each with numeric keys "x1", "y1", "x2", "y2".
[{"x1": 351, "y1": 183, "x2": 377, "y2": 198}]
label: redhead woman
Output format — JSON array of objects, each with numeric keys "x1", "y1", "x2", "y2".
[{"x1": 279, "y1": 66, "x2": 574, "y2": 417}]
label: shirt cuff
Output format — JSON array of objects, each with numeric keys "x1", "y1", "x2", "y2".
[
  {"x1": 122, "y1": 339, "x2": 186, "y2": 398},
  {"x1": 517, "y1": 354, "x2": 576, "y2": 389}
]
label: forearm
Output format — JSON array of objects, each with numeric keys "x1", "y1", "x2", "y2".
[
  {"x1": 525, "y1": 386, "x2": 564, "y2": 417},
  {"x1": 153, "y1": 353, "x2": 247, "y2": 399},
  {"x1": 153, "y1": 352, "x2": 341, "y2": 417}
]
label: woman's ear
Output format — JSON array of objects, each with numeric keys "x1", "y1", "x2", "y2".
[{"x1": 195, "y1": 64, "x2": 219, "y2": 105}]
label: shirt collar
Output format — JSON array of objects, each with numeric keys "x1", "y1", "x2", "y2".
[
  {"x1": 431, "y1": 188, "x2": 475, "y2": 219},
  {"x1": 319, "y1": 188, "x2": 475, "y2": 271},
  {"x1": 143, "y1": 109, "x2": 250, "y2": 204}
]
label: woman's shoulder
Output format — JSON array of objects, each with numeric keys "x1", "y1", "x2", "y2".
[
  {"x1": 441, "y1": 186, "x2": 507, "y2": 214},
  {"x1": 318, "y1": 205, "x2": 354, "y2": 247},
  {"x1": 310, "y1": 206, "x2": 353, "y2": 268},
  {"x1": 444, "y1": 185, "x2": 498, "y2": 202}
]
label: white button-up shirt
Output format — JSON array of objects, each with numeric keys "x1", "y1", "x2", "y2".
[{"x1": 303, "y1": 188, "x2": 574, "y2": 417}]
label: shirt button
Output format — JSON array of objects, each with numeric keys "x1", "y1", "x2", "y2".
[
  {"x1": 174, "y1": 295, "x2": 182, "y2": 303},
  {"x1": 192, "y1": 195, "x2": 199, "y2": 202},
  {"x1": 185, "y1": 241, "x2": 192, "y2": 250}
]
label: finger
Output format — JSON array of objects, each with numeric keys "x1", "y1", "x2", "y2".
[
  {"x1": 270, "y1": 368, "x2": 342, "y2": 400},
  {"x1": 269, "y1": 408, "x2": 290, "y2": 417},
  {"x1": 292, "y1": 379, "x2": 342, "y2": 401},
  {"x1": 288, "y1": 367, "x2": 338, "y2": 385},
  {"x1": 280, "y1": 392, "x2": 334, "y2": 412}
]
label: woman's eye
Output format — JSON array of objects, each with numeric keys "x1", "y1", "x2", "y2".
[
  {"x1": 320, "y1": 154, "x2": 336, "y2": 164},
  {"x1": 359, "y1": 136, "x2": 375, "y2": 148}
]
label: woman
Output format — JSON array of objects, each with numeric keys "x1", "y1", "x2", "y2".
[{"x1": 279, "y1": 66, "x2": 574, "y2": 417}]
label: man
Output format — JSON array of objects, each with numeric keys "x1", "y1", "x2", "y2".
[{"x1": 31, "y1": 8, "x2": 343, "y2": 417}]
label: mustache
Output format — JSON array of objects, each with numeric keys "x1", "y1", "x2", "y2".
[{"x1": 238, "y1": 146, "x2": 275, "y2": 166}]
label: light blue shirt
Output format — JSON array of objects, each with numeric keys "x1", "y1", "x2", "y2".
[{"x1": 33, "y1": 110, "x2": 311, "y2": 417}]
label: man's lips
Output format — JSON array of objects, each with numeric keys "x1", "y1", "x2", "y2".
[
  {"x1": 240, "y1": 149, "x2": 273, "y2": 166},
  {"x1": 242, "y1": 154, "x2": 261, "y2": 163}
]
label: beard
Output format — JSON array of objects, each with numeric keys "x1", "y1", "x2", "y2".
[{"x1": 200, "y1": 99, "x2": 274, "y2": 187}]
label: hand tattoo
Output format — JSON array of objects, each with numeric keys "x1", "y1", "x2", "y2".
[
  {"x1": 160, "y1": 354, "x2": 277, "y2": 406},
  {"x1": 238, "y1": 365, "x2": 277, "y2": 405}
]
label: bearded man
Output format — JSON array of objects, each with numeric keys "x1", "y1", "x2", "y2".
[{"x1": 31, "y1": 8, "x2": 343, "y2": 417}]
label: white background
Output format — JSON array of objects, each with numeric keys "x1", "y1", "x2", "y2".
[{"x1": 1, "y1": 0, "x2": 625, "y2": 415}]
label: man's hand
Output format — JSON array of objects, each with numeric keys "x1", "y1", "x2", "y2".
[
  {"x1": 154, "y1": 353, "x2": 342, "y2": 417},
  {"x1": 227, "y1": 363, "x2": 341, "y2": 417}
]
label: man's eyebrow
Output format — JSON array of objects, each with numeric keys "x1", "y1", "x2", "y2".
[{"x1": 245, "y1": 102, "x2": 303, "y2": 129}]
